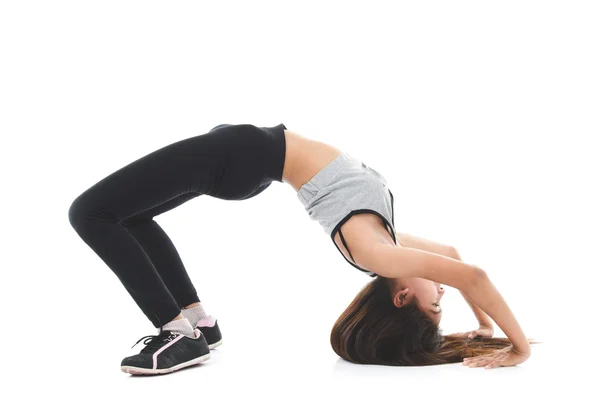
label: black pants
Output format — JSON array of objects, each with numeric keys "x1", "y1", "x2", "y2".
[{"x1": 68, "y1": 123, "x2": 287, "y2": 327}]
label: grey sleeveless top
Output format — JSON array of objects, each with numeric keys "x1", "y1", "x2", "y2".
[{"x1": 296, "y1": 152, "x2": 397, "y2": 277}]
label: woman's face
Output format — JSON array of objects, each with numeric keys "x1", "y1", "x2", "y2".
[{"x1": 393, "y1": 278, "x2": 445, "y2": 325}]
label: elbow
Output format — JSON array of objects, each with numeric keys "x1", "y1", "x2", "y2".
[
  {"x1": 446, "y1": 246, "x2": 461, "y2": 260},
  {"x1": 468, "y1": 265, "x2": 489, "y2": 288}
]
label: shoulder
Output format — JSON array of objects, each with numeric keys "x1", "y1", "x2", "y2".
[{"x1": 333, "y1": 213, "x2": 396, "y2": 269}]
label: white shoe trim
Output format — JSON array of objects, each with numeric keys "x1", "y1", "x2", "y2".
[
  {"x1": 208, "y1": 339, "x2": 223, "y2": 350},
  {"x1": 121, "y1": 353, "x2": 210, "y2": 375}
]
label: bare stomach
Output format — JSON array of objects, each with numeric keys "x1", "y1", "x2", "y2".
[
  {"x1": 281, "y1": 129, "x2": 343, "y2": 192},
  {"x1": 281, "y1": 129, "x2": 396, "y2": 268}
]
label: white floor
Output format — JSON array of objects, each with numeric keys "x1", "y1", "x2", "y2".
[{"x1": 8, "y1": 329, "x2": 591, "y2": 399}]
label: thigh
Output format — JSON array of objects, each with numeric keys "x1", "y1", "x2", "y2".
[
  {"x1": 78, "y1": 124, "x2": 278, "y2": 222},
  {"x1": 76, "y1": 132, "x2": 229, "y2": 222}
]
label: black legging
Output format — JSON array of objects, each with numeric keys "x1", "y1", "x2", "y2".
[{"x1": 68, "y1": 123, "x2": 287, "y2": 327}]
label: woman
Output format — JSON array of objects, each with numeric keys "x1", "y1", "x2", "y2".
[{"x1": 68, "y1": 123, "x2": 532, "y2": 375}]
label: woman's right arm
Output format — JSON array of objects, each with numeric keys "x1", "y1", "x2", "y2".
[{"x1": 363, "y1": 244, "x2": 531, "y2": 355}]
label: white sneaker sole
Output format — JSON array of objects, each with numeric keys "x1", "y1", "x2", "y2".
[
  {"x1": 121, "y1": 353, "x2": 211, "y2": 375},
  {"x1": 208, "y1": 339, "x2": 223, "y2": 350}
]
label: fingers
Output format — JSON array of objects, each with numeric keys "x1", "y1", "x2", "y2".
[
  {"x1": 485, "y1": 361, "x2": 501, "y2": 369},
  {"x1": 463, "y1": 348, "x2": 514, "y2": 369},
  {"x1": 448, "y1": 328, "x2": 493, "y2": 339},
  {"x1": 463, "y1": 357, "x2": 494, "y2": 368},
  {"x1": 470, "y1": 329, "x2": 490, "y2": 338},
  {"x1": 450, "y1": 331, "x2": 479, "y2": 339},
  {"x1": 463, "y1": 355, "x2": 505, "y2": 369},
  {"x1": 448, "y1": 330, "x2": 479, "y2": 338},
  {"x1": 447, "y1": 332, "x2": 470, "y2": 338}
]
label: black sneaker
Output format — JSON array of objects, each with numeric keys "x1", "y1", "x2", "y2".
[
  {"x1": 121, "y1": 328, "x2": 210, "y2": 375},
  {"x1": 196, "y1": 316, "x2": 223, "y2": 350}
]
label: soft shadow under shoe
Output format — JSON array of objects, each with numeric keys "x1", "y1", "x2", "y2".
[{"x1": 121, "y1": 328, "x2": 210, "y2": 375}]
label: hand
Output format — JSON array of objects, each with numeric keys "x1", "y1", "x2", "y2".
[
  {"x1": 462, "y1": 346, "x2": 531, "y2": 369},
  {"x1": 447, "y1": 325, "x2": 494, "y2": 339}
]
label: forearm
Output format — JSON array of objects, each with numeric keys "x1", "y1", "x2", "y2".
[
  {"x1": 445, "y1": 249, "x2": 494, "y2": 327},
  {"x1": 464, "y1": 271, "x2": 531, "y2": 354},
  {"x1": 460, "y1": 290, "x2": 494, "y2": 328}
]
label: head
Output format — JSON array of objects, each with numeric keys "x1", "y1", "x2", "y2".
[
  {"x1": 390, "y1": 277, "x2": 445, "y2": 326},
  {"x1": 330, "y1": 276, "x2": 515, "y2": 366}
]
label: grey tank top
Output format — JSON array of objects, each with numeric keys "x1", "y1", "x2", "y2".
[{"x1": 296, "y1": 152, "x2": 397, "y2": 277}]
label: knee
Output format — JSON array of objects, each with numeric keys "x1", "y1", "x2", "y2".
[
  {"x1": 68, "y1": 191, "x2": 114, "y2": 232},
  {"x1": 209, "y1": 124, "x2": 232, "y2": 132},
  {"x1": 68, "y1": 193, "x2": 89, "y2": 232}
]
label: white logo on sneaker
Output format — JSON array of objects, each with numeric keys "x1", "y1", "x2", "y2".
[{"x1": 166, "y1": 333, "x2": 178, "y2": 342}]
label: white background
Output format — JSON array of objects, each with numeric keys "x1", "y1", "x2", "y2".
[{"x1": 1, "y1": 1, "x2": 598, "y2": 398}]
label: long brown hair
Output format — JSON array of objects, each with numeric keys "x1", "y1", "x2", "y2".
[{"x1": 331, "y1": 276, "x2": 529, "y2": 366}]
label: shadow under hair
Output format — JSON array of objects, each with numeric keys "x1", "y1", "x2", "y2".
[{"x1": 331, "y1": 276, "x2": 528, "y2": 366}]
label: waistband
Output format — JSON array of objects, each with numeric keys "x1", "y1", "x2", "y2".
[
  {"x1": 296, "y1": 152, "x2": 357, "y2": 206},
  {"x1": 259, "y1": 123, "x2": 288, "y2": 183}
]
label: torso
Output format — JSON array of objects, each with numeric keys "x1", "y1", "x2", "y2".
[{"x1": 281, "y1": 129, "x2": 397, "y2": 268}]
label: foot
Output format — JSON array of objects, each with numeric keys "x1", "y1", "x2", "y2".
[
  {"x1": 121, "y1": 328, "x2": 210, "y2": 375},
  {"x1": 196, "y1": 316, "x2": 223, "y2": 350}
]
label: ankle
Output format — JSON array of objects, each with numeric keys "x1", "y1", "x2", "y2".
[
  {"x1": 171, "y1": 313, "x2": 184, "y2": 321},
  {"x1": 180, "y1": 303, "x2": 209, "y2": 327},
  {"x1": 183, "y1": 302, "x2": 201, "y2": 310},
  {"x1": 162, "y1": 317, "x2": 195, "y2": 338}
]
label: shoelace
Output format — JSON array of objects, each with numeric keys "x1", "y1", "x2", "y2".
[{"x1": 131, "y1": 329, "x2": 178, "y2": 354}]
